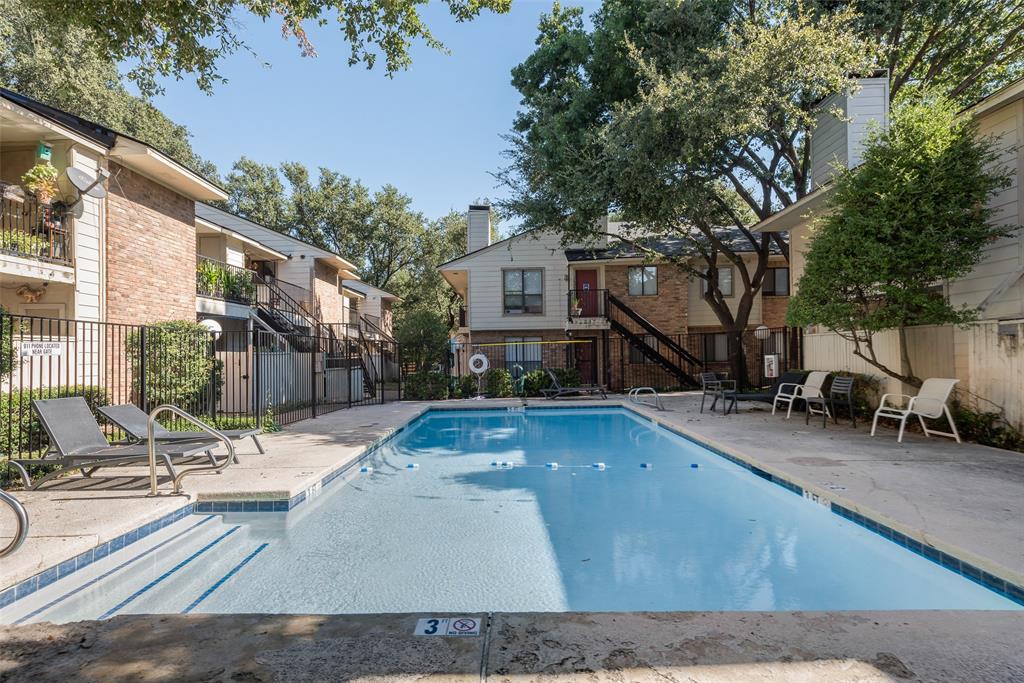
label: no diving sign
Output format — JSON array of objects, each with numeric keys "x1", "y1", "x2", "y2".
[{"x1": 414, "y1": 616, "x2": 481, "y2": 637}]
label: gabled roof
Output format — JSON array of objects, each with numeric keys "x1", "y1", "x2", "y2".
[
  {"x1": 437, "y1": 228, "x2": 546, "y2": 269},
  {"x1": 565, "y1": 229, "x2": 784, "y2": 261},
  {"x1": 0, "y1": 88, "x2": 116, "y2": 148},
  {"x1": 342, "y1": 279, "x2": 401, "y2": 301}
]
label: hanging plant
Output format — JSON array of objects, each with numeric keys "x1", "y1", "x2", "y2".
[{"x1": 21, "y1": 163, "x2": 60, "y2": 204}]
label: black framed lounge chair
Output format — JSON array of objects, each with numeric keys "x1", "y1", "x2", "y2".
[
  {"x1": 99, "y1": 404, "x2": 265, "y2": 455},
  {"x1": 732, "y1": 371, "x2": 810, "y2": 406},
  {"x1": 540, "y1": 369, "x2": 607, "y2": 399},
  {"x1": 8, "y1": 398, "x2": 223, "y2": 490}
]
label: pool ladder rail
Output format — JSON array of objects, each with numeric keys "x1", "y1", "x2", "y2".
[
  {"x1": 628, "y1": 387, "x2": 665, "y2": 411},
  {"x1": 0, "y1": 487, "x2": 28, "y2": 558}
]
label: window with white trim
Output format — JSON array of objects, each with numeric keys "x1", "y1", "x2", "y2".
[
  {"x1": 627, "y1": 266, "x2": 658, "y2": 296},
  {"x1": 503, "y1": 269, "x2": 543, "y2": 314}
]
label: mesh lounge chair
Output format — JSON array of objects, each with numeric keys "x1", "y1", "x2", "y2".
[
  {"x1": 772, "y1": 371, "x2": 830, "y2": 419},
  {"x1": 540, "y1": 369, "x2": 607, "y2": 399},
  {"x1": 99, "y1": 404, "x2": 264, "y2": 455},
  {"x1": 871, "y1": 378, "x2": 961, "y2": 443},
  {"x1": 8, "y1": 398, "x2": 222, "y2": 490},
  {"x1": 699, "y1": 372, "x2": 736, "y2": 414},
  {"x1": 732, "y1": 371, "x2": 809, "y2": 406}
]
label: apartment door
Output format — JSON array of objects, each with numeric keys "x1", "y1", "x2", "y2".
[
  {"x1": 574, "y1": 338, "x2": 597, "y2": 384},
  {"x1": 574, "y1": 269, "x2": 599, "y2": 316}
]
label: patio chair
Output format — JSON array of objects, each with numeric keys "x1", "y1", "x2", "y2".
[
  {"x1": 540, "y1": 369, "x2": 607, "y2": 399},
  {"x1": 699, "y1": 372, "x2": 736, "y2": 414},
  {"x1": 871, "y1": 378, "x2": 961, "y2": 443},
  {"x1": 8, "y1": 398, "x2": 223, "y2": 490},
  {"x1": 99, "y1": 404, "x2": 264, "y2": 455},
  {"x1": 772, "y1": 371, "x2": 830, "y2": 419},
  {"x1": 733, "y1": 370, "x2": 809, "y2": 406}
]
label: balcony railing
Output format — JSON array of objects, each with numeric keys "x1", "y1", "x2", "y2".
[
  {"x1": 458, "y1": 305, "x2": 467, "y2": 328},
  {"x1": 196, "y1": 256, "x2": 257, "y2": 304},
  {"x1": 0, "y1": 189, "x2": 73, "y2": 267},
  {"x1": 568, "y1": 289, "x2": 608, "y2": 321}
]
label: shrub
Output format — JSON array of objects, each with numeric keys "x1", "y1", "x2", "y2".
[
  {"x1": 521, "y1": 369, "x2": 551, "y2": 397},
  {"x1": 483, "y1": 368, "x2": 513, "y2": 398},
  {"x1": 951, "y1": 403, "x2": 1024, "y2": 453},
  {"x1": 404, "y1": 371, "x2": 449, "y2": 400},
  {"x1": 551, "y1": 367, "x2": 581, "y2": 388},
  {"x1": 457, "y1": 374, "x2": 478, "y2": 398},
  {"x1": 0, "y1": 385, "x2": 108, "y2": 458},
  {"x1": 125, "y1": 321, "x2": 223, "y2": 414},
  {"x1": 0, "y1": 307, "x2": 17, "y2": 381}
]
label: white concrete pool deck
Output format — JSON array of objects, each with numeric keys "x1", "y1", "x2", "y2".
[{"x1": 2, "y1": 394, "x2": 1022, "y2": 595}]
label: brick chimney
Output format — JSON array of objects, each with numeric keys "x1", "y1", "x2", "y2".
[{"x1": 467, "y1": 204, "x2": 491, "y2": 253}]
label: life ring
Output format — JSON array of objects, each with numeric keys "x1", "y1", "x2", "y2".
[{"x1": 468, "y1": 353, "x2": 489, "y2": 375}]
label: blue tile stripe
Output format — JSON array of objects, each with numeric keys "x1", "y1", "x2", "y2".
[
  {"x1": 99, "y1": 526, "x2": 241, "y2": 619},
  {"x1": 13, "y1": 516, "x2": 217, "y2": 625},
  {"x1": 181, "y1": 543, "x2": 269, "y2": 614}
]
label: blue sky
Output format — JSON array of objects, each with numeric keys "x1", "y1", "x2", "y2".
[{"x1": 153, "y1": 1, "x2": 599, "y2": 226}]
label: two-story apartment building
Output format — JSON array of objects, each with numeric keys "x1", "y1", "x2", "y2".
[
  {"x1": 439, "y1": 206, "x2": 790, "y2": 390},
  {"x1": 1, "y1": 88, "x2": 227, "y2": 327},
  {"x1": 753, "y1": 75, "x2": 1024, "y2": 428}
]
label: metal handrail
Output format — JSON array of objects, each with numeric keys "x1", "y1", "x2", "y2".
[
  {"x1": 147, "y1": 405, "x2": 236, "y2": 496},
  {"x1": 628, "y1": 387, "x2": 665, "y2": 411},
  {"x1": 0, "y1": 488, "x2": 29, "y2": 558}
]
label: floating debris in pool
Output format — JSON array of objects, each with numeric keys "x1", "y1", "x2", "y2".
[
  {"x1": 546, "y1": 462, "x2": 559, "y2": 470},
  {"x1": 360, "y1": 466, "x2": 374, "y2": 473},
  {"x1": 592, "y1": 462, "x2": 606, "y2": 470},
  {"x1": 640, "y1": 463, "x2": 653, "y2": 469},
  {"x1": 406, "y1": 463, "x2": 419, "y2": 470},
  {"x1": 690, "y1": 463, "x2": 699, "y2": 469}
]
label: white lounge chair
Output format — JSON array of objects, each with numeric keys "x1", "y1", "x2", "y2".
[
  {"x1": 871, "y1": 378, "x2": 961, "y2": 443},
  {"x1": 772, "y1": 370, "x2": 829, "y2": 419}
]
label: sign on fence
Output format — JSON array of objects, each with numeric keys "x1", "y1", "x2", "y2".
[
  {"x1": 764, "y1": 354, "x2": 779, "y2": 379},
  {"x1": 19, "y1": 341, "x2": 63, "y2": 357}
]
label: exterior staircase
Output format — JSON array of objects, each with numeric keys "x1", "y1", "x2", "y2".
[{"x1": 606, "y1": 293, "x2": 702, "y2": 388}]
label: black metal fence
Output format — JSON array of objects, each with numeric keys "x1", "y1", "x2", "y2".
[{"x1": 0, "y1": 312, "x2": 401, "y2": 475}]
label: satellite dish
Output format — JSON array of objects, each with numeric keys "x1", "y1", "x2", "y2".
[{"x1": 65, "y1": 167, "x2": 110, "y2": 218}]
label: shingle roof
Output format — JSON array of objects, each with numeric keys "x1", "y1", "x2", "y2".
[{"x1": 565, "y1": 228, "x2": 784, "y2": 262}]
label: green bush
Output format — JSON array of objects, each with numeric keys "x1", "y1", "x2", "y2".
[
  {"x1": 457, "y1": 374, "x2": 478, "y2": 398},
  {"x1": 483, "y1": 368, "x2": 513, "y2": 398},
  {"x1": 125, "y1": 321, "x2": 223, "y2": 414},
  {"x1": 404, "y1": 371, "x2": 449, "y2": 400},
  {"x1": 0, "y1": 306, "x2": 17, "y2": 381},
  {"x1": 551, "y1": 367, "x2": 581, "y2": 388},
  {"x1": 0, "y1": 385, "x2": 108, "y2": 458},
  {"x1": 521, "y1": 369, "x2": 552, "y2": 396},
  {"x1": 0, "y1": 231, "x2": 49, "y2": 258},
  {"x1": 951, "y1": 403, "x2": 1024, "y2": 453}
]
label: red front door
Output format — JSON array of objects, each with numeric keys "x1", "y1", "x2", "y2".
[{"x1": 574, "y1": 269, "x2": 599, "y2": 316}]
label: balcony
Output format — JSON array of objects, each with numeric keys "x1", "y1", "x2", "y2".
[
  {"x1": 1, "y1": 188, "x2": 73, "y2": 268},
  {"x1": 457, "y1": 305, "x2": 467, "y2": 329},
  {"x1": 196, "y1": 256, "x2": 257, "y2": 307},
  {"x1": 567, "y1": 289, "x2": 610, "y2": 329}
]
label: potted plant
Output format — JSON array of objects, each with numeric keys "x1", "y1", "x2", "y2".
[
  {"x1": 571, "y1": 296, "x2": 583, "y2": 317},
  {"x1": 21, "y1": 163, "x2": 59, "y2": 205}
]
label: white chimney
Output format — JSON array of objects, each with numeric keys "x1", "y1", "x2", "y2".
[
  {"x1": 810, "y1": 74, "x2": 890, "y2": 189},
  {"x1": 467, "y1": 204, "x2": 491, "y2": 253}
]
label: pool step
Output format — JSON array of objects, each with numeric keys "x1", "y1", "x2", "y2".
[{"x1": 3, "y1": 514, "x2": 262, "y2": 624}]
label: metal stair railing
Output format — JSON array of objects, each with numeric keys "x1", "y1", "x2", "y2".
[
  {"x1": 0, "y1": 488, "x2": 28, "y2": 558},
  {"x1": 607, "y1": 293, "x2": 703, "y2": 367}
]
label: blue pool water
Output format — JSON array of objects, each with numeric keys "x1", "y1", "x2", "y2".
[{"x1": 4, "y1": 408, "x2": 1019, "y2": 623}]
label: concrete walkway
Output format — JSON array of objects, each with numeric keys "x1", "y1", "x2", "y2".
[{"x1": 1, "y1": 611, "x2": 1022, "y2": 682}]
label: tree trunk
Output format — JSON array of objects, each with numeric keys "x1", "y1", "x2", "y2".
[{"x1": 728, "y1": 328, "x2": 749, "y2": 390}]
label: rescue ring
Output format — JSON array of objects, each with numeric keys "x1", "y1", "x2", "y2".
[{"x1": 468, "y1": 353, "x2": 489, "y2": 374}]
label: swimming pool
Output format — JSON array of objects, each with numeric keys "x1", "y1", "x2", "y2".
[{"x1": 3, "y1": 408, "x2": 1020, "y2": 623}]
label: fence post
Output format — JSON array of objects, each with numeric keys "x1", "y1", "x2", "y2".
[
  {"x1": 396, "y1": 342, "x2": 402, "y2": 401},
  {"x1": 138, "y1": 326, "x2": 147, "y2": 411},
  {"x1": 252, "y1": 327, "x2": 261, "y2": 428},
  {"x1": 310, "y1": 337, "x2": 318, "y2": 419}
]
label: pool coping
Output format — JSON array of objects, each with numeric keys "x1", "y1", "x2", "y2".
[{"x1": 3, "y1": 401, "x2": 1022, "y2": 613}]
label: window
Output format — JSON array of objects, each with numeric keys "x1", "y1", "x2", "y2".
[
  {"x1": 701, "y1": 267, "x2": 733, "y2": 297},
  {"x1": 503, "y1": 269, "x2": 543, "y2": 314},
  {"x1": 763, "y1": 267, "x2": 789, "y2": 296},
  {"x1": 627, "y1": 266, "x2": 658, "y2": 296},
  {"x1": 702, "y1": 333, "x2": 730, "y2": 362},
  {"x1": 628, "y1": 334, "x2": 657, "y2": 364},
  {"x1": 506, "y1": 337, "x2": 541, "y2": 375}
]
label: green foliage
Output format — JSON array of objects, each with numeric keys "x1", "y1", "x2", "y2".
[
  {"x1": 950, "y1": 403, "x2": 1024, "y2": 453},
  {"x1": 0, "y1": 307, "x2": 15, "y2": 380},
  {"x1": 551, "y1": 368, "x2": 581, "y2": 388},
  {"x1": 787, "y1": 93, "x2": 1013, "y2": 385},
  {"x1": 520, "y1": 369, "x2": 551, "y2": 397},
  {"x1": 449, "y1": 373, "x2": 478, "y2": 399},
  {"x1": 20, "y1": 162, "x2": 59, "y2": 199},
  {"x1": 394, "y1": 308, "x2": 449, "y2": 372},
  {"x1": 482, "y1": 368, "x2": 513, "y2": 398},
  {"x1": 196, "y1": 259, "x2": 256, "y2": 302},
  {"x1": 0, "y1": 0, "x2": 216, "y2": 178},
  {"x1": 22, "y1": 0, "x2": 511, "y2": 96},
  {"x1": 0, "y1": 385, "x2": 107, "y2": 458},
  {"x1": 125, "y1": 321, "x2": 224, "y2": 413},
  {"x1": 403, "y1": 371, "x2": 449, "y2": 401},
  {"x1": 0, "y1": 231, "x2": 49, "y2": 259}
]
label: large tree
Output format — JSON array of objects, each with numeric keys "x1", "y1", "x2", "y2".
[
  {"x1": 22, "y1": 0, "x2": 511, "y2": 96},
  {"x1": 0, "y1": 0, "x2": 216, "y2": 177},
  {"x1": 500, "y1": 0, "x2": 1024, "y2": 386},
  {"x1": 786, "y1": 94, "x2": 1013, "y2": 387}
]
